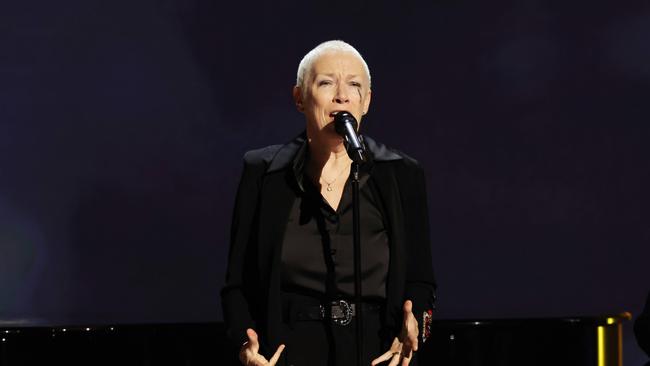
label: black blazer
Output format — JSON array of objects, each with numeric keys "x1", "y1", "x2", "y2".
[
  {"x1": 221, "y1": 132, "x2": 437, "y2": 353},
  {"x1": 636, "y1": 292, "x2": 650, "y2": 358}
]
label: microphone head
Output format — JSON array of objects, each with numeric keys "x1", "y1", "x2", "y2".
[{"x1": 333, "y1": 111, "x2": 358, "y2": 135}]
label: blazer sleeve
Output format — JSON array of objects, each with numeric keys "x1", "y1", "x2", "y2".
[
  {"x1": 399, "y1": 159, "x2": 437, "y2": 344},
  {"x1": 221, "y1": 151, "x2": 267, "y2": 346},
  {"x1": 635, "y1": 291, "x2": 650, "y2": 357}
]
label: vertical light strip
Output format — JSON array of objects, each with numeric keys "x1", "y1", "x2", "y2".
[
  {"x1": 597, "y1": 326, "x2": 606, "y2": 366},
  {"x1": 617, "y1": 324, "x2": 623, "y2": 366}
]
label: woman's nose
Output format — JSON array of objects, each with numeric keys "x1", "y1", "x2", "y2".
[{"x1": 334, "y1": 85, "x2": 350, "y2": 104}]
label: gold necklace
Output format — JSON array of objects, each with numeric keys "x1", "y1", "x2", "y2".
[{"x1": 320, "y1": 163, "x2": 350, "y2": 192}]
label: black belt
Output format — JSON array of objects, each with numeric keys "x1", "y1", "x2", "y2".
[{"x1": 292, "y1": 299, "x2": 382, "y2": 326}]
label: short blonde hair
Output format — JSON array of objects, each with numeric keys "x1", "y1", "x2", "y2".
[{"x1": 296, "y1": 40, "x2": 372, "y2": 91}]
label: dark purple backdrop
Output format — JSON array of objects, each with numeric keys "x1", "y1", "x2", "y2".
[{"x1": 1, "y1": 0, "x2": 649, "y2": 363}]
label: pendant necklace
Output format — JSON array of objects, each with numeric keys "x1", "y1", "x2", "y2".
[{"x1": 320, "y1": 163, "x2": 350, "y2": 192}]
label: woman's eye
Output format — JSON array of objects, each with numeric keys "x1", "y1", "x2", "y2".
[
  {"x1": 318, "y1": 80, "x2": 333, "y2": 86},
  {"x1": 350, "y1": 82, "x2": 362, "y2": 87}
]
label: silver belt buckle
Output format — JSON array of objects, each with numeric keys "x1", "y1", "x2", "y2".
[{"x1": 332, "y1": 300, "x2": 353, "y2": 326}]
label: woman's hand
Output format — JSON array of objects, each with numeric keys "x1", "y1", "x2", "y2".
[
  {"x1": 371, "y1": 300, "x2": 419, "y2": 366},
  {"x1": 239, "y1": 328, "x2": 285, "y2": 366}
]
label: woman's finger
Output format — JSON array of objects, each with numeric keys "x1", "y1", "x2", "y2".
[
  {"x1": 403, "y1": 300, "x2": 413, "y2": 315},
  {"x1": 387, "y1": 352, "x2": 401, "y2": 366},
  {"x1": 409, "y1": 332, "x2": 418, "y2": 352},
  {"x1": 268, "y1": 344, "x2": 285, "y2": 365},
  {"x1": 246, "y1": 328, "x2": 260, "y2": 353},
  {"x1": 402, "y1": 300, "x2": 413, "y2": 328},
  {"x1": 401, "y1": 302, "x2": 419, "y2": 352},
  {"x1": 371, "y1": 350, "x2": 396, "y2": 365},
  {"x1": 400, "y1": 353, "x2": 412, "y2": 366}
]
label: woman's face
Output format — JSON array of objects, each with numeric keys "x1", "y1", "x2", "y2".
[{"x1": 294, "y1": 51, "x2": 371, "y2": 140}]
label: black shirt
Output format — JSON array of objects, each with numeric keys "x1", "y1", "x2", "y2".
[{"x1": 280, "y1": 143, "x2": 390, "y2": 300}]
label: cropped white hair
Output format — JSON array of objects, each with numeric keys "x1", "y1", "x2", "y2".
[{"x1": 296, "y1": 40, "x2": 371, "y2": 90}]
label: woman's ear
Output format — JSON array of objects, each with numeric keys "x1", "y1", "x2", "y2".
[
  {"x1": 363, "y1": 88, "x2": 372, "y2": 115},
  {"x1": 292, "y1": 86, "x2": 304, "y2": 112}
]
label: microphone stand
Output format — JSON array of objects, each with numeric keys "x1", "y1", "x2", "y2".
[
  {"x1": 334, "y1": 112, "x2": 366, "y2": 366},
  {"x1": 351, "y1": 161, "x2": 364, "y2": 366}
]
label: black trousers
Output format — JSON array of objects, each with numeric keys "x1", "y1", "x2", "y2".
[{"x1": 279, "y1": 293, "x2": 385, "y2": 366}]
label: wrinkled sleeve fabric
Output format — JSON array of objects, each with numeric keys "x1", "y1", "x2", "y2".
[
  {"x1": 221, "y1": 151, "x2": 267, "y2": 347},
  {"x1": 399, "y1": 159, "x2": 437, "y2": 344}
]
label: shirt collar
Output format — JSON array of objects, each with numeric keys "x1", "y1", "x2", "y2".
[
  {"x1": 291, "y1": 139, "x2": 309, "y2": 192},
  {"x1": 266, "y1": 130, "x2": 403, "y2": 184}
]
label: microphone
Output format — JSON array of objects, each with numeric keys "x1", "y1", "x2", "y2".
[{"x1": 333, "y1": 111, "x2": 367, "y2": 163}]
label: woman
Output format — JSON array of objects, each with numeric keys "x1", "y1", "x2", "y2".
[{"x1": 222, "y1": 40, "x2": 436, "y2": 366}]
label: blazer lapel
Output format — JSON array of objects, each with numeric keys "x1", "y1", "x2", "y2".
[
  {"x1": 257, "y1": 169, "x2": 296, "y2": 286},
  {"x1": 256, "y1": 134, "x2": 305, "y2": 286}
]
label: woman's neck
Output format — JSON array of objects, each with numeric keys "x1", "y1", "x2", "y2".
[
  {"x1": 305, "y1": 136, "x2": 352, "y2": 188},
  {"x1": 308, "y1": 142, "x2": 350, "y2": 168},
  {"x1": 306, "y1": 127, "x2": 351, "y2": 166}
]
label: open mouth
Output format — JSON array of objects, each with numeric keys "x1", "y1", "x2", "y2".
[{"x1": 329, "y1": 111, "x2": 346, "y2": 118}]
